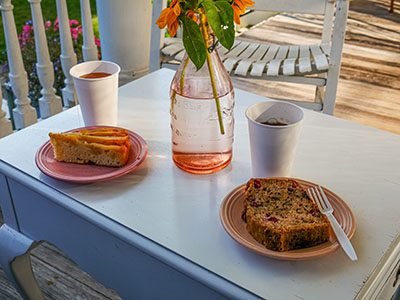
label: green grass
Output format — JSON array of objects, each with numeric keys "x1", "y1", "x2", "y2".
[{"x1": 0, "y1": 0, "x2": 97, "y2": 51}]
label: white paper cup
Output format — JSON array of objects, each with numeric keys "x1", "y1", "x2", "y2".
[
  {"x1": 245, "y1": 101, "x2": 304, "y2": 178},
  {"x1": 70, "y1": 60, "x2": 120, "y2": 126}
]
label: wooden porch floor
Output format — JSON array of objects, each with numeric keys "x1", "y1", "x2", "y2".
[
  {"x1": 0, "y1": 0, "x2": 399, "y2": 299},
  {"x1": 235, "y1": 0, "x2": 400, "y2": 134}
]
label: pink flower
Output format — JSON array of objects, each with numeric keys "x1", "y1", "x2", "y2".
[
  {"x1": 54, "y1": 18, "x2": 59, "y2": 31},
  {"x1": 44, "y1": 20, "x2": 52, "y2": 30},
  {"x1": 22, "y1": 24, "x2": 31, "y2": 34},
  {"x1": 94, "y1": 37, "x2": 101, "y2": 48},
  {"x1": 69, "y1": 20, "x2": 79, "y2": 26},
  {"x1": 71, "y1": 28, "x2": 79, "y2": 39}
]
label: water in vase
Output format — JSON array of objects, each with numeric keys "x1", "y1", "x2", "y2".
[{"x1": 171, "y1": 91, "x2": 234, "y2": 174}]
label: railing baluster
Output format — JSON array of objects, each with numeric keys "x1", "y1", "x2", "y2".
[
  {"x1": 80, "y1": 0, "x2": 97, "y2": 61},
  {"x1": 55, "y1": 0, "x2": 77, "y2": 107},
  {"x1": 0, "y1": 88, "x2": 13, "y2": 138},
  {"x1": 28, "y1": 0, "x2": 62, "y2": 118},
  {"x1": 0, "y1": 0, "x2": 37, "y2": 129}
]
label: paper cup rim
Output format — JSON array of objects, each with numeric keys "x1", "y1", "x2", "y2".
[
  {"x1": 245, "y1": 100, "x2": 304, "y2": 129},
  {"x1": 70, "y1": 60, "x2": 121, "y2": 81}
]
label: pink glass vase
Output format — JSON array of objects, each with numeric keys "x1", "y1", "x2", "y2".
[{"x1": 170, "y1": 48, "x2": 235, "y2": 174}]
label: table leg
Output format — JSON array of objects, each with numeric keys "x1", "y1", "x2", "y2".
[
  {"x1": 0, "y1": 225, "x2": 45, "y2": 300},
  {"x1": 390, "y1": 0, "x2": 395, "y2": 12}
]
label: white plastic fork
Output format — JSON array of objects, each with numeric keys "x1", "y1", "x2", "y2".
[{"x1": 308, "y1": 185, "x2": 358, "y2": 261}]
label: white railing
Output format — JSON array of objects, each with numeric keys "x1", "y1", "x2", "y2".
[
  {"x1": 0, "y1": 0, "x2": 153, "y2": 139},
  {"x1": 0, "y1": 0, "x2": 97, "y2": 137}
]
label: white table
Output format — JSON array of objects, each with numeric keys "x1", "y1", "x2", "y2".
[{"x1": 0, "y1": 69, "x2": 399, "y2": 300}]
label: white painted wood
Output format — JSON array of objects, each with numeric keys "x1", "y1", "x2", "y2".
[
  {"x1": 299, "y1": 45, "x2": 311, "y2": 58},
  {"x1": 96, "y1": 0, "x2": 152, "y2": 85},
  {"x1": 29, "y1": 0, "x2": 63, "y2": 119},
  {"x1": 249, "y1": 44, "x2": 269, "y2": 60},
  {"x1": 260, "y1": 74, "x2": 326, "y2": 86},
  {"x1": 0, "y1": 0, "x2": 37, "y2": 129},
  {"x1": 262, "y1": 44, "x2": 279, "y2": 62},
  {"x1": 251, "y1": 0, "x2": 328, "y2": 14},
  {"x1": 310, "y1": 44, "x2": 329, "y2": 70},
  {"x1": 80, "y1": 0, "x2": 98, "y2": 62},
  {"x1": 287, "y1": 45, "x2": 299, "y2": 59},
  {"x1": 249, "y1": 60, "x2": 267, "y2": 77},
  {"x1": 234, "y1": 59, "x2": 254, "y2": 76},
  {"x1": 149, "y1": 0, "x2": 167, "y2": 72},
  {"x1": 275, "y1": 45, "x2": 289, "y2": 60},
  {"x1": 218, "y1": 40, "x2": 240, "y2": 56},
  {"x1": 2, "y1": 69, "x2": 400, "y2": 300},
  {"x1": 161, "y1": 43, "x2": 184, "y2": 57},
  {"x1": 235, "y1": 11, "x2": 276, "y2": 31},
  {"x1": 322, "y1": 0, "x2": 349, "y2": 115},
  {"x1": 56, "y1": 0, "x2": 78, "y2": 107},
  {"x1": 282, "y1": 57, "x2": 296, "y2": 75},
  {"x1": 321, "y1": 0, "x2": 336, "y2": 44},
  {"x1": 174, "y1": 50, "x2": 185, "y2": 62},
  {"x1": 298, "y1": 57, "x2": 312, "y2": 73},
  {"x1": 238, "y1": 42, "x2": 258, "y2": 59},
  {"x1": 320, "y1": 42, "x2": 331, "y2": 56},
  {"x1": 223, "y1": 57, "x2": 241, "y2": 74},
  {"x1": 0, "y1": 89, "x2": 12, "y2": 138},
  {"x1": 224, "y1": 41, "x2": 249, "y2": 58},
  {"x1": 355, "y1": 234, "x2": 400, "y2": 299},
  {"x1": 266, "y1": 59, "x2": 283, "y2": 76}
]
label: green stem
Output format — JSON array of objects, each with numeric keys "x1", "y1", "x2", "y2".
[{"x1": 200, "y1": 13, "x2": 225, "y2": 135}]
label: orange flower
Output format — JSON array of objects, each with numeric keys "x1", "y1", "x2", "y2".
[
  {"x1": 155, "y1": 0, "x2": 181, "y2": 37},
  {"x1": 232, "y1": 0, "x2": 255, "y2": 24}
]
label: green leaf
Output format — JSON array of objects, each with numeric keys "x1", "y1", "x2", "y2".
[
  {"x1": 182, "y1": 16, "x2": 207, "y2": 70},
  {"x1": 185, "y1": 0, "x2": 197, "y2": 10},
  {"x1": 203, "y1": 0, "x2": 234, "y2": 50}
]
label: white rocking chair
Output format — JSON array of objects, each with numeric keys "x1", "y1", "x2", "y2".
[{"x1": 149, "y1": 0, "x2": 349, "y2": 115}]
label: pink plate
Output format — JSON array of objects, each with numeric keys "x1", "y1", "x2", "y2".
[
  {"x1": 35, "y1": 126, "x2": 148, "y2": 183},
  {"x1": 220, "y1": 178, "x2": 356, "y2": 260}
]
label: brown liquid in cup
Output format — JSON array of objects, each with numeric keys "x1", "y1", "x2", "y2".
[
  {"x1": 259, "y1": 118, "x2": 288, "y2": 126},
  {"x1": 80, "y1": 72, "x2": 111, "y2": 79}
]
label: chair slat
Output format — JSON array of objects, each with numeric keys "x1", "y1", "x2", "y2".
[
  {"x1": 238, "y1": 43, "x2": 259, "y2": 59},
  {"x1": 234, "y1": 59, "x2": 254, "y2": 76},
  {"x1": 288, "y1": 45, "x2": 299, "y2": 59},
  {"x1": 217, "y1": 40, "x2": 240, "y2": 55},
  {"x1": 298, "y1": 57, "x2": 312, "y2": 73},
  {"x1": 249, "y1": 44, "x2": 270, "y2": 61},
  {"x1": 320, "y1": 43, "x2": 331, "y2": 56},
  {"x1": 266, "y1": 59, "x2": 283, "y2": 76},
  {"x1": 283, "y1": 58, "x2": 296, "y2": 75},
  {"x1": 310, "y1": 45, "x2": 329, "y2": 70},
  {"x1": 224, "y1": 57, "x2": 241, "y2": 73},
  {"x1": 225, "y1": 41, "x2": 250, "y2": 57},
  {"x1": 174, "y1": 50, "x2": 185, "y2": 62},
  {"x1": 162, "y1": 43, "x2": 185, "y2": 57},
  {"x1": 299, "y1": 45, "x2": 310, "y2": 58},
  {"x1": 262, "y1": 45, "x2": 279, "y2": 63},
  {"x1": 250, "y1": 61, "x2": 268, "y2": 77},
  {"x1": 275, "y1": 45, "x2": 289, "y2": 60}
]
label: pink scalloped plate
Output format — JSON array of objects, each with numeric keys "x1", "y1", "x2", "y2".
[
  {"x1": 35, "y1": 126, "x2": 148, "y2": 183},
  {"x1": 220, "y1": 178, "x2": 355, "y2": 260}
]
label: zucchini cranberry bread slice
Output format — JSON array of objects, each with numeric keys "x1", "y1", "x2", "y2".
[
  {"x1": 243, "y1": 178, "x2": 330, "y2": 251},
  {"x1": 49, "y1": 128, "x2": 130, "y2": 167}
]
